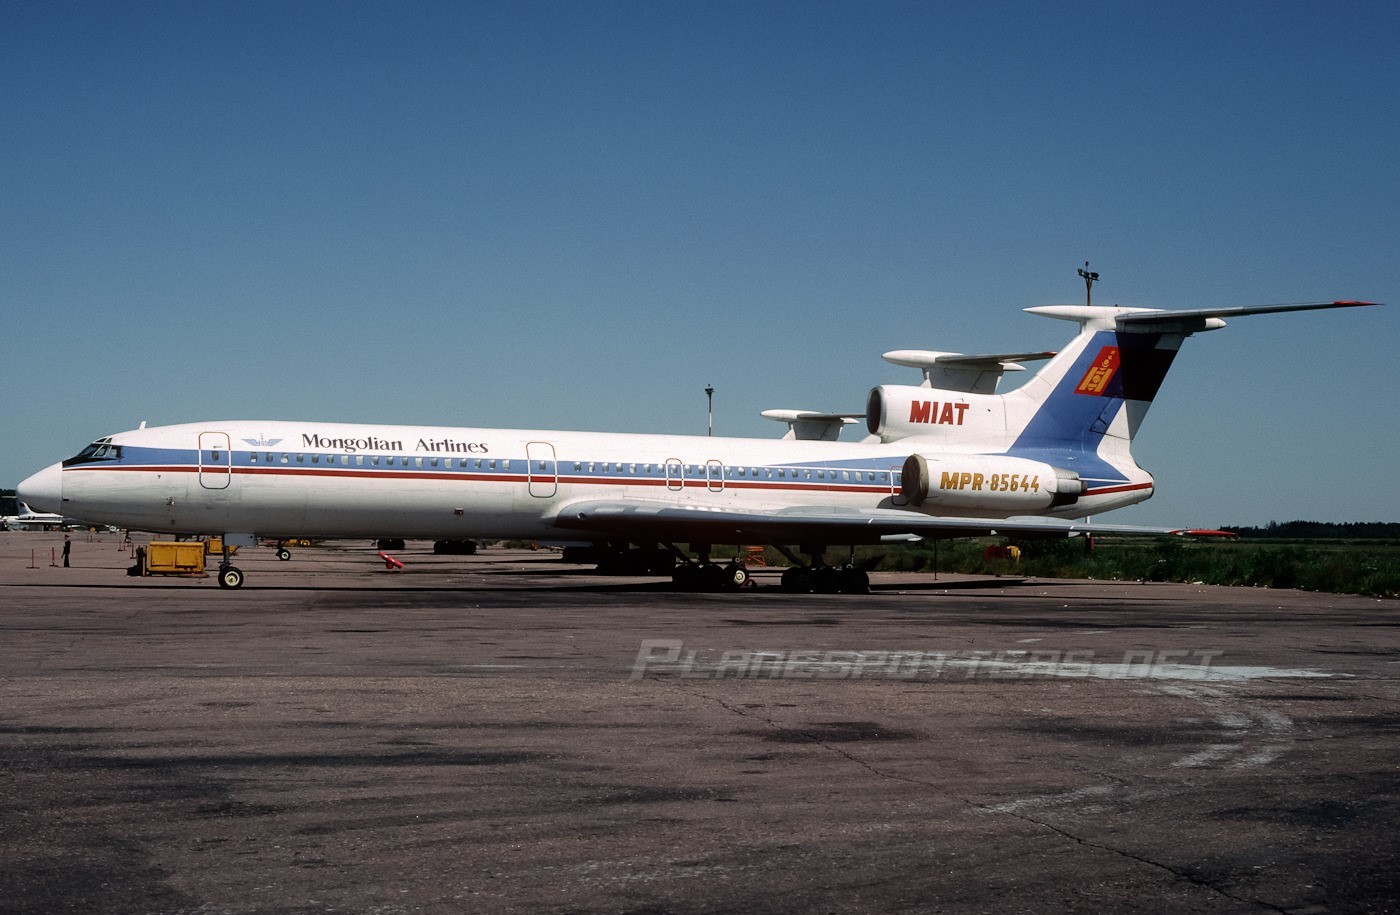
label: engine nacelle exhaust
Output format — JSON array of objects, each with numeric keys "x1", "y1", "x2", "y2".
[{"x1": 901, "y1": 453, "x2": 1084, "y2": 510}]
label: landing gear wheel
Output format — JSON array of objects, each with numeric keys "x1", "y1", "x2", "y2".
[
  {"x1": 723, "y1": 563, "x2": 750, "y2": 589},
  {"x1": 672, "y1": 563, "x2": 703, "y2": 591},
  {"x1": 838, "y1": 569, "x2": 870, "y2": 594},
  {"x1": 781, "y1": 568, "x2": 812, "y2": 594},
  {"x1": 813, "y1": 568, "x2": 842, "y2": 594},
  {"x1": 700, "y1": 563, "x2": 731, "y2": 592},
  {"x1": 647, "y1": 549, "x2": 677, "y2": 576},
  {"x1": 276, "y1": 548, "x2": 292, "y2": 561},
  {"x1": 217, "y1": 565, "x2": 245, "y2": 589}
]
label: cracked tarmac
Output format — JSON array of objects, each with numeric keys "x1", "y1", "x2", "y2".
[{"x1": 1, "y1": 534, "x2": 1398, "y2": 913}]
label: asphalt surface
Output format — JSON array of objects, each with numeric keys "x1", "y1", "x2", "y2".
[{"x1": 1, "y1": 531, "x2": 1397, "y2": 914}]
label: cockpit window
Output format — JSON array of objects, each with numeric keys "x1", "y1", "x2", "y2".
[{"x1": 62, "y1": 438, "x2": 122, "y2": 467}]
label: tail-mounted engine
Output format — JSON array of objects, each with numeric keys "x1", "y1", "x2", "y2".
[
  {"x1": 868, "y1": 385, "x2": 1001, "y2": 443},
  {"x1": 901, "y1": 453, "x2": 1084, "y2": 510}
]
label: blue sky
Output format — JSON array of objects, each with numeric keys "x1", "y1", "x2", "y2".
[{"x1": 3, "y1": 1, "x2": 1396, "y2": 526}]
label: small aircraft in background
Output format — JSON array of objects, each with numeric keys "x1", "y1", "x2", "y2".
[{"x1": 0, "y1": 502, "x2": 74, "y2": 531}]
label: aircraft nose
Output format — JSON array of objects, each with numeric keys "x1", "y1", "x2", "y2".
[{"x1": 17, "y1": 462, "x2": 63, "y2": 514}]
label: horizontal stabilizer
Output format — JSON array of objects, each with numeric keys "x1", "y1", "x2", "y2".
[
  {"x1": 1027, "y1": 301, "x2": 1379, "y2": 335},
  {"x1": 760, "y1": 410, "x2": 864, "y2": 441},
  {"x1": 882, "y1": 349, "x2": 1056, "y2": 394}
]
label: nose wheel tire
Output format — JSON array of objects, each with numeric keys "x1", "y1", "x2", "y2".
[
  {"x1": 276, "y1": 548, "x2": 292, "y2": 561},
  {"x1": 217, "y1": 565, "x2": 245, "y2": 589}
]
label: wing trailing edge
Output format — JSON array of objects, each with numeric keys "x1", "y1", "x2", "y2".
[{"x1": 550, "y1": 499, "x2": 1177, "y2": 545}]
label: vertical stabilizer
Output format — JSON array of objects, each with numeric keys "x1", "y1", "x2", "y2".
[{"x1": 1003, "y1": 300, "x2": 1376, "y2": 471}]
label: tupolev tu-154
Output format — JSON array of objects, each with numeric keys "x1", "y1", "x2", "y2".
[{"x1": 17, "y1": 298, "x2": 1377, "y2": 592}]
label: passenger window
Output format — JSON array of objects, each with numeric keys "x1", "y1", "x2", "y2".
[
  {"x1": 311, "y1": 454, "x2": 320, "y2": 464},
  {"x1": 490, "y1": 460, "x2": 497, "y2": 470},
  {"x1": 250, "y1": 453, "x2": 258, "y2": 463}
]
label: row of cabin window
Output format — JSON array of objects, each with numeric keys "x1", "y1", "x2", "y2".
[
  {"x1": 225, "y1": 451, "x2": 896, "y2": 484},
  {"x1": 568, "y1": 462, "x2": 895, "y2": 483},
  {"x1": 242, "y1": 452, "x2": 511, "y2": 470}
]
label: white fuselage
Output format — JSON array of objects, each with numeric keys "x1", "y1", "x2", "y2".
[{"x1": 36, "y1": 419, "x2": 1154, "y2": 541}]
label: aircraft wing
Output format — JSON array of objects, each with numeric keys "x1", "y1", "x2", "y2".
[{"x1": 549, "y1": 499, "x2": 1176, "y2": 544}]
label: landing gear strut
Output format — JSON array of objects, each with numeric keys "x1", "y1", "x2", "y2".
[{"x1": 216, "y1": 539, "x2": 244, "y2": 589}]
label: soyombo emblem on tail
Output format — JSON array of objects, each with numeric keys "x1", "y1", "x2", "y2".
[{"x1": 1074, "y1": 347, "x2": 1121, "y2": 396}]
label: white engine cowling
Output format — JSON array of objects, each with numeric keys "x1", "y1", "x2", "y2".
[
  {"x1": 901, "y1": 453, "x2": 1084, "y2": 510},
  {"x1": 867, "y1": 385, "x2": 996, "y2": 442}
]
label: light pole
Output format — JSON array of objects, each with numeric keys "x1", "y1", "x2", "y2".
[
  {"x1": 705, "y1": 385, "x2": 714, "y2": 437},
  {"x1": 1077, "y1": 262, "x2": 1100, "y2": 306}
]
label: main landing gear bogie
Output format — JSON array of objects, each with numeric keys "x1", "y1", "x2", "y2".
[
  {"x1": 596, "y1": 546, "x2": 676, "y2": 577},
  {"x1": 780, "y1": 566, "x2": 870, "y2": 595},
  {"x1": 671, "y1": 562, "x2": 750, "y2": 592}
]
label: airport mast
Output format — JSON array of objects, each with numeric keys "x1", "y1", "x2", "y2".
[{"x1": 1078, "y1": 262, "x2": 1100, "y2": 306}]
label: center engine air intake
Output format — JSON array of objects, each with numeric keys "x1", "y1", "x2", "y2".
[{"x1": 901, "y1": 453, "x2": 1084, "y2": 510}]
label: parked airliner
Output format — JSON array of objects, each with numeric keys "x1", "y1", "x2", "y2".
[
  {"x1": 0, "y1": 502, "x2": 71, "y2": 531},
  {"x1": 16, "y1": 299, "x2": 1375, "y2": 592}
]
